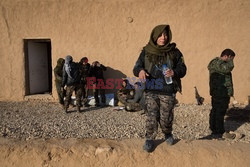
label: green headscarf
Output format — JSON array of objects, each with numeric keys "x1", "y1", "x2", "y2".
[
  {"x1": 57, "y1": 58, "x2": 65, "y2": 67},
  {"x1": 144, "y1": 25, "x2": 176, "y2": 55}
]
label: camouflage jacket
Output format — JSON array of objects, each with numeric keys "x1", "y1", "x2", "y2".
[
  {"x1": 208, "y1": 57, "x2": 234, "y2": 97},
  {"x1": 54, "y1": 58, "x2": 64, "y2": 83}
]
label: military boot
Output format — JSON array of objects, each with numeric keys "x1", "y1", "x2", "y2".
[
  {"x1": 165, "y1": 133, "x2": 174, "y2": 145},
  {"x1": 143, "y1": 140, "x2": 154, "y2": 152}
]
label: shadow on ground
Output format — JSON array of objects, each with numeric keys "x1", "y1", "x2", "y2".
[{"x1": 225, "y1": 105, "x2": 250, "y2": 131}]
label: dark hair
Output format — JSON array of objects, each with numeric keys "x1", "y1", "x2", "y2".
[
  {"x1": 80, "y1": 57, "x2": 88, "y2": 63},
  {"x1": 92, "y1": 61, "x2": 99, "y2": 66},
  {"x1": 221, "y1": 48, "x2": 235, "y2": 57}
]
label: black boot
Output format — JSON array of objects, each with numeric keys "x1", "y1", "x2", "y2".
[
  {"x1": 165, "y1": 133, "x2": 174, "y2": 145},
  {"x1": 143, "y1": 140, "x2": 154, "y2": 152}
]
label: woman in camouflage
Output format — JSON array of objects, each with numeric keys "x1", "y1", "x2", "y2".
[{"x1": 133, "y1": 25, "x2": 187, "y2": 152}]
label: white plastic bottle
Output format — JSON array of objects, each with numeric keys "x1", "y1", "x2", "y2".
[{"x1": 162, "y1": 64, "x2": 173, "y2": 84}]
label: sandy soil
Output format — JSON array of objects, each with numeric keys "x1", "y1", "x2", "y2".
[
  {"x1": 1, "y1": 137, "x2": 250, "y2": 167},
  {"x1": 0, "y1": 101, "x2": 250, "y2": 167}
]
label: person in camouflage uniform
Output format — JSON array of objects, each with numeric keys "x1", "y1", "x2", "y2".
[
  {"x1": 54, "y1": 58, "x2": 65, "y2": 105},
  {"x1": 208, "y1": 48, "x2": 236, "y2": 139},
  {"x1": 62, "y1": 55, "x2": 82, "y2": 112},
  {"x1": 79, "y1": 57, "x2": 91, "y2": 107},
  {"x1": 116, "y1": 79, "x2": 144, "y2": 112},
  {"x1": 133, "y1": 25, "x2": 187, "y2": 152},
  {"x1": 126, "y1": 82, "x2": 146, "y2": 112},
  {"x1": 116, "y1": 79, "x2": 134, "y2": 106}
]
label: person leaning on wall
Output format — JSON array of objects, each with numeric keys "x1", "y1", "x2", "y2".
[
  {"x1": 54, "y1": 58, "x2": 65, "y2": 106},
  {"x1": 133, "y1": 24, "x2": 187, "y2": 152}
]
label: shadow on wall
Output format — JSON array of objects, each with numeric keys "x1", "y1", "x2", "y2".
[
  {"x1": 104, "y1": 66, "x2": 127, "y2": 80},
  {"x1": 104, "y1": 66, "x2": 127, "y2": 94},
  {"x1": 96, "y1": 66, "x2": 127, "y2": 95}
]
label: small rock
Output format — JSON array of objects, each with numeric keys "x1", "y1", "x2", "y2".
[
  {"x1": 234, "y1": 132, "x2": 244, "y2": 140},
  {"x1": 95, "y1": 146, "x2": 113, "y2": 155}
]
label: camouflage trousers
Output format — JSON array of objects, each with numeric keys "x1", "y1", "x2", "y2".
[
  {"x1": 55, "y1": 81, "x2": 65, "y2": 104},
  {"x1": 64, "y1": 84, "x2": 82, "y2": 108},
  {"x1": 145, "y1": 92, "x2": 175, "y2": 140},
  {"x1": 81, "y1": 82, "x2": 89, "y2": 104},
  {"x1": 117, "y1": 92, "x2": 143, "y2": 111},
  {"x1": 125, "y1": 102, "x2": 142, "y2": 112},
  {"x1": 209, "y1": 96, "x2": 230, "y2": 134}
]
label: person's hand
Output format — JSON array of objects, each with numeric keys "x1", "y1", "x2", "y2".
[
  {"x1": 139, "y1": 70, "x2": 149, "y2": 82},
  {"x1": 165, "y1": 69, "x2": 174, "y2": 77},
  {"x1": 229, "y1": 55, "x2": 235, "y2": 60}
]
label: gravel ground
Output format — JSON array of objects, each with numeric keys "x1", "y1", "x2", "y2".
[{"x1": 0, "y1": 100, "x2": 250, "y2": 143}]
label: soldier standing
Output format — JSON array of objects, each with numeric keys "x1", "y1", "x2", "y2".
[
  {"x1": 133, "y1": 24, "x2": 187, "y2": 152},
  {"x1": 62, "y1": 55, "x2": 82, "y2": 112},
  {"x1": 208, "y1": 48, "x2": 236, "y2": 139},
  {"x1": 54, "y1": 58, "x2": 65, "y2": 106},
  {"x1": 79, "y1": 57, "x2": 91, "y2": 107},
  {"x1": 90, "y1": 61, "x2": 107, "y2": 107}
]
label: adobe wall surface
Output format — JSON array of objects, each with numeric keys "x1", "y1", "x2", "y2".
[{"x1": 0, "y1": 0, "x2": 249, "y2": 104}]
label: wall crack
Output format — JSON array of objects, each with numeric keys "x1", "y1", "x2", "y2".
[{"x1": 2, "y1": 6, "x2": 11, "y2": 44}]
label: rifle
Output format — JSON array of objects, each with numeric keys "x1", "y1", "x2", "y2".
[{"x1": 194, "y1": 86, "x2": 204, "y2": 105}]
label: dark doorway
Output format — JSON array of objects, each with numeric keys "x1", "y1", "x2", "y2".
[{"x1": 24, "y1": 39, "x2": 52, "y2": 95}]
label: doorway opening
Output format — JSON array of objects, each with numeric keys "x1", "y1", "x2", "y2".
[{"x1": 24, "y1": 39, "x2": 52, "y2": 95}]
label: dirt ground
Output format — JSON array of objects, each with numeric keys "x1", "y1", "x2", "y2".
[
  {"x1": 0, "y1": 101, "x2": 250, "y2": 167},
  {"x1": 1, "y1": 137, "x2": 250, "y2": 167}
]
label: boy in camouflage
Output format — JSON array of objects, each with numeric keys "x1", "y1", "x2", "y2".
[{"x1": 208, "y1": 48, "x2": 236, "y2": 139}]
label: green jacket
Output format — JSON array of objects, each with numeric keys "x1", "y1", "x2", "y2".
[
  {"x1": 208, "y1": 57, "x2": 234, "y2": 97},
  {"x1": 54, "y1": 58, "x2": 65, "y2": 83}
]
